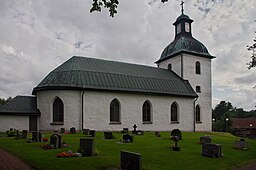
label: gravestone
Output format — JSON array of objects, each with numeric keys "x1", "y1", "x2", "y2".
[
  {"x1": 170, "y1": 136, "x2": 180, "y2": 151},
  {"x1": 121, "y1": 150, "x2": 142, "y2": 170},
  {"x1": 200, "y1": 136, "x2": 211, "y2": 144},
  {"x1": 202, "y1": 143, "x2": 222, "y2": 158},
  {"x1": 155, "y1": 131, "x2": 161, "y2": 137},
  {"x1": 83, "y1": 129, "x2": 90, "y2": 135},
  {"x1": 79, "y1": 138, "x2": 95, "y2": 156},
  {"x1": 60, "y1": 128, "x2": 65, "y2": 133},
  {"x1": 233, "y1": 139, "x2": 248, "y2": 150},
  {"x1": 32, "y1": 132, "x2": 42, "y2": 142},
  {"x1": 70, "y1": 127, "x2": 76, "y2": 134},
  {"x1": 21, "y1": 130, "x2": 28, "y2": 139},
  {"x1": 104, "y1": 131, "x2": 114, "y2": 139},
  {"x1": 121, "y1": 128, "x2": 129, "y2": 133},
  {"x1": 50, "y1": 134, "x2": 62, "y2": 148},
  {"x1": 123, "y1": 134, "x2": 133, "y2": 143},
  {"x1": 171, "y1": 129, "x2": 182, "y2": 140},
  {"x1": 16, "y1": 130, "x2": 20, "y2": 139},
  {"x1": 89, "y1": 130, "x2": 96, "y2": 137},
  {"x1": 132, "y1": 124, "x2": 137, "y2": 134}
]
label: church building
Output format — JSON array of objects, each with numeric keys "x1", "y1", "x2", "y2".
[{"x1": 0, "y1": 9, "x2": 214, "y2": 132}]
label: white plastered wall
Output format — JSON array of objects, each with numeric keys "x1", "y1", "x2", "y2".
[{"x1": 0, "y1": 115, "x2": 29, "y2": 132}]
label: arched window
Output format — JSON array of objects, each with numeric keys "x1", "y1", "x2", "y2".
[
  {"x1": 195, "y1": 61, "x2": 201, "y2": 75},
  {"x1": 171, "y1": 102, "x2": 178, "y2": 122},
  {"x1": 196, "y1": 105, "x2": 201, "y2": 122},
  {"x1": 168, "y1": 63, "x2": 172, "y2": 70},
  {"x1": 142, "y1": 100, "x2": 152, "y2": 123},
  {"x1": 196, "y1": 86, "x2": 201, "y2": 93},
  {"x1": 110, "y1": 99, "x2": 120, "y2": 123},
  {"x1": 53, "y1": 97, "x2": 64, "y2": 123}
]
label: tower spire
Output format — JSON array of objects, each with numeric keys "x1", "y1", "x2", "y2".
[{"x1": 180, "y1": 0, "x2": 184, "y2": 14}]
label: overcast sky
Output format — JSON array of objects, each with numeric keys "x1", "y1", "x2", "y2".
[{"x1": 0, "y1": 0, "x2": 255, "y2": 110}]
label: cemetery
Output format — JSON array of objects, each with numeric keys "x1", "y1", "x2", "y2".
[{"x1": 0, "y1": 130, "x2": 256, "y2": 169}]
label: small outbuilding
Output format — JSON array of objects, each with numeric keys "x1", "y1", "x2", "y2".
[
  {"x1": 231, "y1": 117, "x2": 256, "y2": 138},
  {"x1": 0, "y1": 96, "x2": 40, "y2": 132}
]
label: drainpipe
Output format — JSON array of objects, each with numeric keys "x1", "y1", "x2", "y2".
[
  {"x1": 81, "y1": 90, "x2": 85, "y2": 131},
  {"x1": 193, "y1": 97, "x2": 198, "y2": 132}
]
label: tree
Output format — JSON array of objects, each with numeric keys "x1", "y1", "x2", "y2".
[
  {"x1": 0, "y1": 97, "x2": 12, "y2": 106},
  {"x1": 90, "y1": 0, "x2": 169, "y2": 17},
  {"x1": 247, "y1": 21, "x2": 256, "y2": 69},
  {"x1": 212, "y1": 101, "x2": 233, "y2": 120}
]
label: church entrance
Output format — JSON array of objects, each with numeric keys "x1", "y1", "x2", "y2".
[{"x1": 29, "y1": 116, "x2": 37, "y2": 131}]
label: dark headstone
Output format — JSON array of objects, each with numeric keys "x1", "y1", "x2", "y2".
[
  {"x1": 171, "y1": 129, "x2": 182, "y2": 140},
  {"x1": 10, "y1": 128, "x2": 13, "y2": 131},
  {"x1": 170, "y1": 136, "x2": 180, "y2": 151},
  {"x1": 121, "y1": 150, "x2": 142, "y2": 170},
  {"x1": 32, "y1": 132, "x2": 42, "y2": 142},
  {"x1": 79, "y1": 138, "x2": 95, "y2": 156},
  {"x1": 60, "y1": 128, "x2": 65, "y2": 133},
  {"x1": 104, "y1": 131, "x2": 114, "y2": 139},
  {"x1": 16, "y1": 130, "x2": 20, "y2": 138},
  {"x1": 70, "y1": 127, "x2": 76, "y2": 134},
  {"x1": 132, "y1": 124, "x2": 137, "y2": 134},
  {"x1": 89, "y1": 130, "x2": 96, "y2": 137},
  {"x1": 21, "y1": 130, "x2": 28, "y2": 139},
  {"x1": 202, "y1": 143, "x2": 222, "y2": 158},
  {"x1": 233, "y1": 140, "x2": 248, "y2": 150},
  {"x1": 121, "y1": 128, "x2": 129, "y2": 133},
  {"x1": 83, "y1": 129, "x2": 90, "y2": 135},
  {"x1": 155, "y1": 131, "x2": 161, "y2": 137},
  {"x1": 50, "y1": 134, "x2": 62, "y2": 148},
  {"x1": 123, "y1": 134, "x2": 133, "y2": 143},
  {"x1": 200, "y1": 136, "x2": 211, "y2": 144}
]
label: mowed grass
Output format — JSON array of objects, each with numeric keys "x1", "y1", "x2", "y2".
[{"x1": 0, "y1": 131, "x2": 255, "y2": 170}]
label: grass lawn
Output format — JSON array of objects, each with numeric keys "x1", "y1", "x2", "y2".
[{"x1": 0, "y1": 131, "x2": 255, "y2": 170}]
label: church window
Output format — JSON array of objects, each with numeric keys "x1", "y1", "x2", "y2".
[
  {"x1": 196, "y1": 105, "x2": 201, "y2": 122},
  {"x1": 171, "y1": 102, "x2": 179, "y2": 122},
  {"x1": 195, "y1": 61, "x2": 201, "y2": 74},
  {"x1": 177, "y1": 23, "x2": 181, "y2": 34},
  {"x1": 142, "y1": 100, "x2": 152, "y2": 123},
  {"x1": 185, "y1": 22, "x2": 190, "y2": 32},
  {"x1": 196, "y1": 86, "x2": 201, "y2": 93},
  {"x1": 168, "y1": 63, "x2": 172, "y2": 70},
  {"x1": 110, "y1": 99, "x2": 120, "y2": 123},
  {"x1": 53, "y1": 97, "x2": 64, "y2": 123}
]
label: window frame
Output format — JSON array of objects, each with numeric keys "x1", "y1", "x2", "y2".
[
  {"x1": 195, "y1": 61, "x2": 201, "y2": 75},
  {"x1": 142, "y1": 100, "x2": 152, "y2": 124},
  {"x1": 195, "y1": 105, "x2": 201, "y2": 123},
  {"x1": 52, "y1": 97, "x2": 64, "y2": 125},
  {"x1": 110, "y1": 99, "x2": 121, "y2": 124}
]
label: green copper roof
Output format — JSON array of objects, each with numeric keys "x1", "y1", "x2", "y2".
[
  {"x1": 156, "y1": 35, "x2": 214, "y2": 63},
  {"x1": 33, "y1": 56, "x2": 197, "y2": 98}
]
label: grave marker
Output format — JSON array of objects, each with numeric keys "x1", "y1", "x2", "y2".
[
  {"x1": 60, "y1": 128, "x2": 65, "y2": 133},
  {"x1": 50, "y1": 134, "x2": 62, "y2": 148},
  {"x1": 233, "y1": 139, "x2": 248, "y2": 150},
  {"x1": 79, "y1": 138, "x2": 95, "y2": 156},
  {"x1": 121, "y1": 150, "x2": 142, "y2": 170},
  {"x1": 83, "y1": 129, "x2": 90, "y2": 135},
  {"x1": 21, "y1": 130, "x2": 28, "y2": 139},
  {"x1": 155, "y1": 131, "x2": 161, "y2": 137},
  {"x1": 70, "y1": 127, "x2": 76, "y2": 134},
  {"x1": 202, "y1": 143, "x2": 222, "y2": 158},
  {"x1": 132, "y1": 124, "x2": 137, "y2": 134},
  {"x1": 171, "y1": 129, "x2": 182, "y2": 140},
  {"x1": 121, "y1": 128, "x2": 129, "y2": 133},
  {"x1": 104, "y1": 131, "x2": 114, "y2": 139},
  {"x1": 123, "y1": 134, "x2": 133, "y2": 143},
  {"x1": 89, "y1": 130, "x2": 96, "y2": 137},
  {"x1": 32, "y1": 132, "x2": 42, "y2": 142}
]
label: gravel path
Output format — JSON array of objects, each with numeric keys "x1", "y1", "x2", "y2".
[{"x1": 0, "y1": 148, "x2": 34, "y2": 170}]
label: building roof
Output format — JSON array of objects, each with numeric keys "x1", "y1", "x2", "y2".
[
  {"x1": 155, "y1": 13, "x2": 214, "y2": 64},
  {"x1": 33, "y1": 56, "x2": 197, "y2": 98},
  {"x1": 0, "y1": 96, "x2": 40, "y2": 116},
  {"x1": 231, "y1": 118, "x2": 256, "y2": 129}
]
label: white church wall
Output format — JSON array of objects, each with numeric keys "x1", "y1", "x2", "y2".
[
  {"x1": 158, "y1": 55, "x2": 182, "y2": 76},
  {"x1": 37, "y1": 90, "x2": 81, "y2": 131},
  {"x1": 183, "y1": 54, "x2": 212, "y2": 131},
  {"x1": 0, "y1": 115, "x2": 29, "y2": 132},
  {"x1": 83, "y1": 91, "x2": 195, "y2": 131}
]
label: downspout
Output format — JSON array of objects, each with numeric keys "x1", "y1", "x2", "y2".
[
  {"x1": 193, "y1": 97, "x2": 198, "y2": 132},
  {"x1": 81, "y1": 90, "x2": 85, "y2": 131}
]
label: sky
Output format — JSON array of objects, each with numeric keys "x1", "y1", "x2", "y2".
[{"x1": 0, "y1": 0, "x2": 255, "y2": 110}]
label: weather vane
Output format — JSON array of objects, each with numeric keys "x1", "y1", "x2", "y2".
[{"x1": 180, "y1": 0, "x2": 184, "y2": 14}]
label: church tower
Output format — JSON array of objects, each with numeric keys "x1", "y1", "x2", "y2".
[{"x1": 155, "y1": 2, "x2": 215, "y2": 131}]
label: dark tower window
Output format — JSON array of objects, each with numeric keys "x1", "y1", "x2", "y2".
[
  {"x1": 195, "y1": 61, "x2": 201, "y2": 74},
  {"x1": 171, "y1": 102, "x2": 178, "y2": 122},
  {"x1": 177, "y1": 23, "x2": 181, "y2": 34},
  {"x1": 168, "y1": 63, "x2": 172, "y2": 70},
  {"x1": 196, "y1": 105, "x2": 201, "y2": 122},
  {"x1": 196, "y1": 86, "x2": 201, "y2": 93},
  {"x1": 142, "y1": 100, "x2": 152, "y2": 123},
  {"x1": 53, "y1": 97, "x2": 64, "y2": 123},
  {"x1": 110, "y1": 99, "x2": 120, "y2": 123}
]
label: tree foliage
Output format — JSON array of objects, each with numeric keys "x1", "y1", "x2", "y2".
[
  {"x1": 247, "y1": 22, "x2": 256, "y2": 69},
  {"x1": 90, "y1": 0, "x2": 169, "y2": 17},
  {"x1": 0, "y1": 97, "x2": 12, "y2": 106}
]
